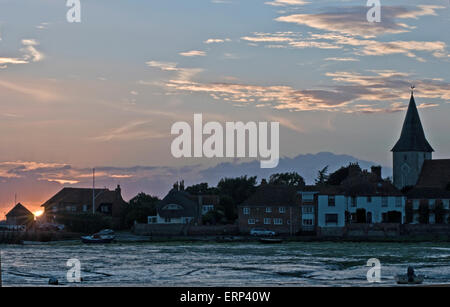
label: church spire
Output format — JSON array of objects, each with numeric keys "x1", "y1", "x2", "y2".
[{"x1": 391, "y1": 91, "x2": 434, "y2": 153}]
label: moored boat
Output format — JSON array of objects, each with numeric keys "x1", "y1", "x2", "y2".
[
  {"x1": 81, "y1": 229, "x2": 115, "y2": 244},
  {"x1": 395, "y1": 274, "x2": 424, "y2": 285}
]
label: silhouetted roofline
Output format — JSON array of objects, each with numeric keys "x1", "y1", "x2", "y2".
[{"x1": 391, "y1": 94, "x2": 434, "y2": 153}]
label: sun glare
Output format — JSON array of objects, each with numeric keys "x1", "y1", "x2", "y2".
[{"x1": 34, "y1": 210, "x2": 44, "y2": 217}]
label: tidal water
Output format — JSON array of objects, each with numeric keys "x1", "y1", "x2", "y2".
[{"x1": 1, "y1": 241, "x2": 449, "y2": 286}]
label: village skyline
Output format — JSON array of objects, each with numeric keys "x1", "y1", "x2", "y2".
[{"x1": 1, "y1": 0, "x2": 449, "y2": 216}]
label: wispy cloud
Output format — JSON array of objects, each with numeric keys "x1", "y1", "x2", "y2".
[
  {"x1": 276, "y1": 5, "x2": 445, "y2": 38},
  {"x1": 179, "y1": 50, "x2": 207, "y2": 57},
  {"x1": 265, "y1": 0, "x2": 308, "y2": 7}
]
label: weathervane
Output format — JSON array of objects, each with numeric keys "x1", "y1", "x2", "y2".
[{"x1": 410, "y1": 85, "x2": 415, "y2": 95}]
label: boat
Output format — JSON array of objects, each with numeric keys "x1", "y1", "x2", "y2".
[
  {"x1": 259, "y1": 238, "x2": 283, "y2": 244},
  {"x1": 395, "y1": 274, "x2": 424, "y2": 285},
  {"x1": 81, "y1": 229, "x2": 115, "y2": 244}
]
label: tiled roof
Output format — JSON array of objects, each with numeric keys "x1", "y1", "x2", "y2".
[
  {"x1": 241, "y1": 184, "x2": 299, "y2": 207},
  {"x1": 392, "y1": 94, "x2": 434, "y2": 152},
  {"x1": 6, "y1": 203, "x2": 33, "y2": 218},
  {"x1": 157, "y1": 189, "x2": 199, "y2": 218},
  {"x1": 416, "y1": 159, "x2": 450, "y2": 188},
  {"x1": 41, "y1": 187, "x2": 123, "y2": 209}
]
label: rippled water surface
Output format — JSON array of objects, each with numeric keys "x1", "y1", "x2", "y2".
[{"x1": 1, "y1": 241, "x2": 449, "y2": 286}]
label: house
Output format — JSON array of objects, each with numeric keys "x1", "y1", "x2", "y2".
[
  {"x1": 6, "y1": 203, "x2": 34, "y2": 227},
  {"x1": 406, "y1": 159, "x2": 450, "y2": 224},
  {"x1": 41, "y1": 185, "x2": 126, "y2": 225},
  {"x1": 316, "y1": 166, "x2": 406, "y2": 229},
  {"x1": 238, "y1": 184, "x2": 301, "y2": 235},
  {"x1": 298, "y1": 186, "x2": 319, "y2": 233},
  {"x1": 148, "y1": 186, "x2": 219, "y2": 225}
]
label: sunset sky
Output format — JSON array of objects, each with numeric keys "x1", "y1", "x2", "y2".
[{"x1": 0, "y1": 0, "x2": 449, "y2": 216}]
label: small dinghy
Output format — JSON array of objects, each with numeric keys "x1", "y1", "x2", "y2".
[
  {"x1": 395, "y1": 274, "x2": 424, "y2": 285},
  {"x1": 395, "y1": 266, "x2": 424, "y2": 285},
  {"x1": 259, "y1": 238, "x2": 283, "y2": 244},
  {"x1": 81, "y1": 229, "x2": 115, "y2": 244}
]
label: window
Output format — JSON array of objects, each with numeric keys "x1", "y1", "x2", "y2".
[
  {"x1": 328, "y1": 196, "x2": 335, "y2": 207},
  {"x1": 367, "y1": 196, "x2": 372, "y2": 203},
  {"x1": 325, "y1": 214, "x2": 338, "y2": 225},
  {"x1": 82, "y1": 205, "x2": 88, "y2": 212},
  {"x1": 248, "y1": 219, "x2": 256, "y2": 225},
  {"x1": 264, "y1": 218, "x2": 271, "y2": 225},
  {"x1": 202, "y1": 205, "x2": 214, "y2": 214},
  {"x1": 351, "y1": 197, "x2": 357, "y2": 207},
  {"x1": 52, "y1": 206, "x2": 58, "y2": 213},
  {"x1": 395, "y1": 197, "x2": 402, "y2": 208},
  {"x1": 302, "y1": 206, "x2": 313, "y2": 214},
  {"x1": 273, "y1": 218, "x2": 283, "y2": 225},
  {"x1": 148, "y1": 216, "x2": 157, "y2": 224},
  {"x1": 243, "y1": 207, "x2": 250, "y2": 215},
  {"x1": 265, "y1": 207, "x2": 272, "y2": 213},
  {"x1": 303, "y1": 219, "x2": 313, "y2": 226},
  {"x1": 165, "y1": 217, "x2": 171, "y2": 223},
  {"x1": 382, "y1": 197, "x2": 388, "y2": 207},
  {"x1": 279, "y1": 207, "x2": 286, "y2": 213}
]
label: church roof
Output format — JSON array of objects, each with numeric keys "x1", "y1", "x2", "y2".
[
  {"x1": 416, "y1": 159, "x2": 450, "y2": 188},
  {"x1": 392, "y1": 94, "x2": 434, "y2": 153}
]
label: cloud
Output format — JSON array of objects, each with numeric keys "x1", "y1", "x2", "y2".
[
  {"x1": 276, "y1": 5, "x2": 445, "y2": 38},
  {"x1": 265, "y1": 0, "x2": 308, "y2": 7},
  {"x1": 325, "y1": 57, "x2": 360, "y2": 62},
  {"x1": 242, "y1": 31, "x2": 447, "y2": 61},
  {"x1": 90, "y1": 120, "x2": 167, "y2": 142},
  {"x1": 0, "y1": 38, "x2": 44, "y2": 68},
  {"x1": 146, "y1": 60, "x2": 178, "y2": 71},
  {"x1": 179, "y1": 50, "x2": 206, "y2": 57},
  {"x1": 204, "y1": 38, "x2": 231, "y2": 44},
  {"x1": 148, "y1": 58, "x2": 450, "y2": 114}
]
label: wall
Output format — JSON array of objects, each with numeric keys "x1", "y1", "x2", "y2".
[
  {"x1": 238, "y1": 205, "x2": 301, "y2": 235},
  {"x1": 393, "y1": 151, "x2": 431, "y2": 189},
  {"x1": 133, "y1": 223, "x2": 238, "y2": 236}
]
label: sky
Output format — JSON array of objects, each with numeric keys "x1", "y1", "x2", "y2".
[{"x1": 0, "y1": 0, "x2": 449, "y2": 216}]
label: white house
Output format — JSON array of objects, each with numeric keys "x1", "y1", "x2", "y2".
[{"x1": 317, "y1": 194, "x2": 406, "y2": 228}]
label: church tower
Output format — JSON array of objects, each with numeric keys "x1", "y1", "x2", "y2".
[{"x1": 392, "y1": 91, "x2": 434, "y2": 190}]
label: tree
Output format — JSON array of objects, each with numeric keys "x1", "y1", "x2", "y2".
[
  {"x1": 122, "y1": 192, "x2": 160, "y2": 228},
  {"x1": 202, "y1": 206, "x2": 226, "y2": 225},
  {"x1": 269, "y1": 172, "x2": 305, "y2": 187},
  {"x1": 185, "y1": 183, "x2": 219, "y2": 195},
  {"x1": 327, "y1": 163, "x2": 361, "y2": 185},
  {"x1": 219, "y1": 195, "x2": 236, "y2": 223},
  {"x1": 315, "y1": 166, "x2": 329, "y2": 185},
  {"x1": 217, "y1": 176, "x2": 258, "y2": 206}
]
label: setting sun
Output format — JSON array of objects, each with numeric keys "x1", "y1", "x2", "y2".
[{"x1": 34, "y1": 210, "x2": 44, "y2": 217}]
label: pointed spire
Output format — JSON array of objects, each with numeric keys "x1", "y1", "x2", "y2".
[{"x1": 392, "y1": 92, "x2": 434, "y2": 152}]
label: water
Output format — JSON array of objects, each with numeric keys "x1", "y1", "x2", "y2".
[{"x1": 1, "y1": 241, "x2": 449, "y2": 286}]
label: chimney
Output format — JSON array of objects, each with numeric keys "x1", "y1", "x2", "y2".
[
  {"x1": 371, "y1": 166, "x2": 382, "y2": 180},
  {"x1": 115, "y1": 185, "x2": 122, "y2": 199},
  {"x1": 348, "y1": 163, "x2": 361, "y2": 178}
]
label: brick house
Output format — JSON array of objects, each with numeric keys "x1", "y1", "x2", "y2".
[
  {"x1": 41, "y1": 185, "x2": 127, "y2": 226},
  {"x1": 238, "y1": 184, "x2": 301, "y2": 235},
  {"x1": 406, "y1": 160, "x2": 450, "y2": 224}
]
